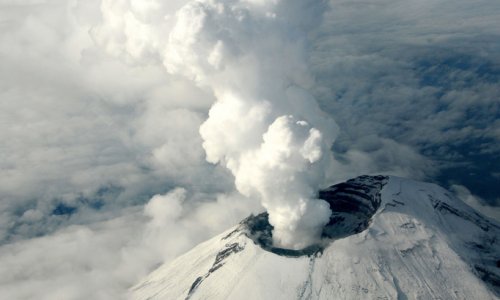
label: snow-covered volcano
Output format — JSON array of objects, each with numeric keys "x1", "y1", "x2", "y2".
[{"x1": 131, "y1": 176, "x2": 500, "y2": 299}]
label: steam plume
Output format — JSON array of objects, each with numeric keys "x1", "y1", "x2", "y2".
[{"x1": 164, "y1": 0, "x2": 338, "y2": 249}]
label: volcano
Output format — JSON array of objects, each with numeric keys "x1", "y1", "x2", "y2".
[{"x1": 130, "y1": 176, "x2": 500, "y2": 299}]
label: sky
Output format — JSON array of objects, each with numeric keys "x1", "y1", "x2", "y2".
[{"x1": 0, "y1": 0, "x2": 499, "y2": 299}]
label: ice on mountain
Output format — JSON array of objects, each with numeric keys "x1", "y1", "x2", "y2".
[{"x1": 131, "y1": 176, "x2": 500, "y2": 300}]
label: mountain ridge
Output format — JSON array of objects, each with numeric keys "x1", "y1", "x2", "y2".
[{"x1": 131, "y1": 175, "x2": 500, "y2": 299}]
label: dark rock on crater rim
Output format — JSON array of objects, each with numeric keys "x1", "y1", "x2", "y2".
[{"x1": 241, "y1": 175, "x2": 389, "y2": 257}]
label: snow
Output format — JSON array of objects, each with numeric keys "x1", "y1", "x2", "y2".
[{"x1": 130, "y1": 176, "x2": 500, "y2": 299}]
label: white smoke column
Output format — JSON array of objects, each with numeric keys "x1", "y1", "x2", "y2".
[{"x1": 165, "y1": 0, "x2": 338, "y2": 250}]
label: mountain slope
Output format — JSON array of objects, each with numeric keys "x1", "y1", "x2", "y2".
[{"x1": 131, "y1": 176, "x2": 500, "y2": 299}]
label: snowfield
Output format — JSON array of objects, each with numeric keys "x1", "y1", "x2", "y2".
[{"x1": 131, "y1": 176, "x2": 500, "y2": 299}]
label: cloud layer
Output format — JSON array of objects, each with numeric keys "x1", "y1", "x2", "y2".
[{"x1": 311, "y1": 0, "x2": 500, "y2": 203}]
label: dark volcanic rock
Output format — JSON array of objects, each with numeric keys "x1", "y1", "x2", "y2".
[
  {"x1": 242, "y1": 175, "x2": 389, "y2": 256},
  {"x1": 319, "y1": 175, "x2": 388, "y2": 239}
]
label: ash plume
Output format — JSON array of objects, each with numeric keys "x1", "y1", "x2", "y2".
[{"x1": 164, "y1": 0, "x2": 338, "y2": 249}]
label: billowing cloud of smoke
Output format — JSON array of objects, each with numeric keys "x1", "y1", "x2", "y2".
[{"x1": 163, "y1": 0, "x2": 338, "y2": 249}]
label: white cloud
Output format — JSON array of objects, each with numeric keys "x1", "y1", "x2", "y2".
[
  {"x1": 0, "y1": 188, "x2": 262, "y2": 299},
  {"x1": 311, "y1": 0, "x2": 500, "y2": 197},
  {"x1": 450, "y1": 185, "x2": 500, "y2": 221}
]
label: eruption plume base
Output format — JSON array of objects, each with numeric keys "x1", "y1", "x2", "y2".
[{"x1": 240, "y1": 175, "x2": 389, "y2": 256}]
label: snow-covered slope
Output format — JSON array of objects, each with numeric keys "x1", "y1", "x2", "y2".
[{"x1": 130, "y1": 176, "x2": 500, "y2": 299}]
